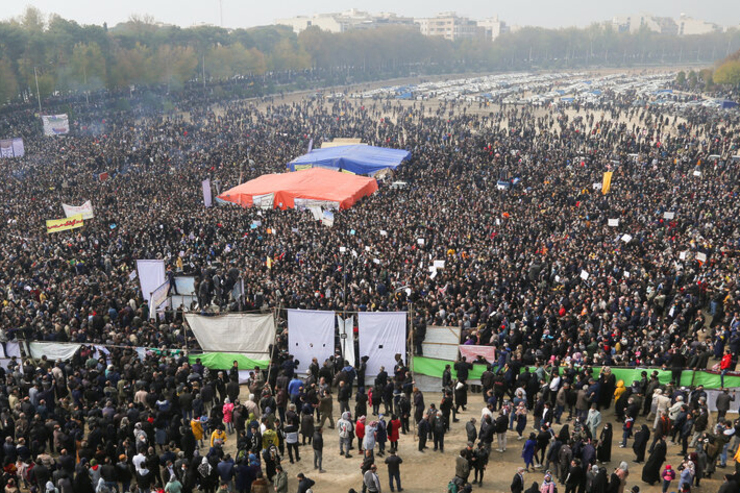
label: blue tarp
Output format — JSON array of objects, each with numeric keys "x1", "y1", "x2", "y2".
[
  {"x1": 720, "y1": 100, "x2": 738, "y2": 109},
  {"x1": 287, "y1": 145, "x2": 411, "y2": 175}
]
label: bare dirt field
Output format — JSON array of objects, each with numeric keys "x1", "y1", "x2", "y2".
[{"x1": 230, "y1": 387, "x2": 729, "y2": 493}]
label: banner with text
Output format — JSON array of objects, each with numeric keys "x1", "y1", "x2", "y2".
[
  {"x1": 42, "y1": 114, "x2": 70, "y2": 136},
  {"x1": 46, "y1": 214, "x2": 84, "y2": 234},
  {"x1": 62, "y1": 200, "x2": 94, "y2": 220}
]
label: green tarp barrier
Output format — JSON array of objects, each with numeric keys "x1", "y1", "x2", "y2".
[
  {"x1": 413, "y1": 356, "x2": 487, "y2": 381},
  {"x1": 412, "y1": 356, "x2": 740, "y2": 390},
  {"x1": 189, "y1": 352, "x2": 270, "y2": 370}
]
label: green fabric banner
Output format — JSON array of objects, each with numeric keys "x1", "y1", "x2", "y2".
[
  {"x1": 189, "y1": 352, "x2": 270, "y2": 370},
  {"x1": 412, "y1": 356, "x2": 740, "y2": 390},
  {"x1": 413, "y1": 356, "x2": 487, "y2": 380}
]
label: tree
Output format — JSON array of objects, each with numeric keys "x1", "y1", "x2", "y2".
[
  {"x1": 0, "y1": 58, "x2": 18, "y2": 102},
  {"x1": 155, "y1": 44, "x2": 198, "y2": 91},
  {"x1": 675, "y1": 71, "x2": 686, "y2": 85},
  {"x1": 109, "y1": 42, "x2": 155, "y2": 87},
  {"x1": 62, "y1": 42, "x2": 106, "y2": 92},
  {"x1": 714, "y1": 60, "x2": 740, "y2": 87}
]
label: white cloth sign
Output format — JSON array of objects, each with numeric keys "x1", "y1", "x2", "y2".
[
  {"x1": 185, "y1": 313, "x2": 275, "y2": 358},
  {"x1": 696, "y1": 252, "x2": 707, "y2": 263},
  {"x1": 287, "y1": 309, "x2": 335, "y2": 373},
  {"x1": 608, "y1": 219, "x2": 619, "y2": 227},
  {"x1": 322, "y1": 210, "x2": 334, "y2": 227},
  {"x1": 29, "y1": 342, "x2": 81, "y2": 361},
  {"x1": 337, "y1": 315, "x2": 356, "y2": 368},
  {"x1": 663, "y1": 212, "x2": 675, "y2": 220},
  {"x1": 151, "y1": 281, "x2": 170, "y2": 314},
  {"x1": 202, "y1": 179, "x2": 212, "y2": 208},
  {"x1": 62, "y1": 201, "x2": 94, "y2": 220},
  {"x1": 421, "y1": 326, "x2": 461, "y2": 360},
  {"x1": 580, "y1": 270, "x2": 589, "y2": 280},
  {"x1": 621, "y1": 234, "x2": 633, "y2": 243},
  {"x1": 358, "y1": 312, "x2": 407, "y2": 378},
  {"x1": 136, "y1": 259, "x2": 166, "y2": 304},
  {"x1": 42, "y1": 114, "x2": 70, "y2": 136},
  {"x1": 5, "y1": 341, "x2": 21, "y2": 359}
]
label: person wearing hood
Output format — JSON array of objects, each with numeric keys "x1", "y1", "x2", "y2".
[
  {"x1": 659, "y1": 464, "x2": 675, "y2": 493},
  {"x1": 356, "y1": 416, "x2": 366, "y2": 453},
  {"x1": 632, "y1": 425, "x2": 650, "y2": 463},
  {"x1": 613, "y1": 381, "x2": 631, "y2": 423},
  {"x1": 641, "y1": 436, "x2": 666, "y2": 486},
  {"x1": 364, "y1": 420, "x2": 378, "y2": 455},
  {"x1": 597, "y1": 423, "x2": 613, "y2": 464},
  {"x1": 338, "y1": 411, "x2": 354, "y2": 458}
]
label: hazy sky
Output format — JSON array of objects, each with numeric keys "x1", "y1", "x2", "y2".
[{"x1": 4, "y1": 0, "x2": 738, "y2": 30}]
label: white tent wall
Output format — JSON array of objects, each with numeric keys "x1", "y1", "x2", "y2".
[
  {"x1": 185, "y1": 313, "x2": 274, "y2": 357},
  {"x1": 358, "y1": 312, "x2": 407, "y2": 379},
  {"x1": 136, "y1": 259, "x2": 166, "y2": 304},
  {"x1": 287, "y1": 309, "x2": 336, "y2": 374}
]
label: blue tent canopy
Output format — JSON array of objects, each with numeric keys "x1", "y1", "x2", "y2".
[{"x1": 288, "y1": 145, "x2": 411, "y2": 175}]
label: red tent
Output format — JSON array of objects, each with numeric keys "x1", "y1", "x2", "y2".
[{"x1": 217, "y1": 168, "x2": 379, "y2": 210}]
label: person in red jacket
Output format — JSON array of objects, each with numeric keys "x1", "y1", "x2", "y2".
[
  {"x1": 356, "y1": 416, "x2": 366, "y2": 453},
  {"x1": 720, "y1": 349, "x2": 733, "y2": 387},
  {"x1": 389, "y1": 415, "x2": 401, "y2": 452}
]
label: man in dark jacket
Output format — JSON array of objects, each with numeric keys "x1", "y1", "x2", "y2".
[
  {"x1": 296, "y1": 472, "x2": 315, "y2": 493},
  {"x1": 564, "y1": 459, "x2": 584, "y2": 493},
  {"x1": 312, "y1": 427, "x2": 324, "y2": 473},
  {"x1": 510, "y1": 467, "x2": 525, "y2": 493}
]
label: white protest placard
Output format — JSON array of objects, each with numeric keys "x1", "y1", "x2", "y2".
[
  {"x1": 433, "y1": 260, "x2": 446, "y2": 269},
  {"x1": 663, "y1": 212, "x2": 675, "y2": 220},
  {"x1": 696, "y1": 252, "x2": 707, "y2": 263},
  {"x1": 62, "y1": 200, "x2": 95, "y2": 220},
  {"x1": 554, "y1": 275, "x2": 561, "y2": 283},
  {"x1": 380, "y1": 230, "x2": 388, "y2": 236},
  {"x1": 430, "y1": 270, "x2": 438, "y2": 279},
  {"x1": 351, "y1": 250, "x2": 358, "y2": 258},
  {"x1": 679, "y1": 251, "x2": 687, "y2": 260},
  {"x1": 624, "y1": 271, "x2": 630, "y2": 278},
  {"x1": 339, "y1": 246, "x2": 347, "y2": 253},
  {"x1": 365, "y1": 246, "x2": 371, "y2": 252},
  {"x1": 580, "y1": 270, "x2": 590, "y2": 280},
  {"x1": 693, "y1": 170, "x2": 702, "y2": 177},
  {"x1": 417, "y1": 238, "x2": 425, "y2": 245},
  {"x1": 608, "y1": 219, "x2": 619, "y2": 227},
  {"x1": 129, "y1": 271, "x2": 138, "y2": 281},
  {"x1": 373, "y1": 258, "x2": 380, "y2": 265},
  {"x1": 621, "y1": 234, "x2": 633, "y2": 243}
]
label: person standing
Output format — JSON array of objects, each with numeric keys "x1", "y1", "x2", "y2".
[
  {"x1": 660, "y1": 464, "x2": 675, "y2": 493},
  {"x1": 384, "y1": 450, "x2": 403, "y2": 492},
  {"x1": 338, "y1": 412, "x2": 354, "y2": 459},
  {"x1": 312, "y1": 427, "x2": 324, "y2": 473},
  {"x1": 564, "y1": 459, "x2": 584, "y2": 493},
  {"x1": 522, "y1": 433, "x2": 537, "y2": 472},
  {"x1": 716, "y1": 388, "x2": 736, "y2": 423},
  {"x1": 632, "y1": 425, "x2": 650, "y2": 463},
  {"x1": 455, "y1": 449, "x2": 470, "y2": 484},
  {"x1": 510, "y1": 467, "x2": 525, "y2": 493},
  {"x1": 586, "y1": 405, "x2": 602, "y2": 439},
  {"x1": 363, "y1": 464, "x2": 381, "y2": 493},
  {"x1": 273, "y1": 465, "x2": 288, "y2": 493},
  {"x1": 433, "y1": 411, "x2": 446, "y2": 452},
  {"x1": 641, "y1": 436, "x2": 666, "y2": 485},
  {"x1": 417, "y1": 415, "x2": 430, "y2": 452},
  {"x1": 473, "y1": 441, "x2": 488, "y2": 487}
]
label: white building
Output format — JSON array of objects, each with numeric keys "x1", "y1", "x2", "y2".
[
  {"x1": 415, "y1": 12, "x2": 482, "y2": 42},
  {"x1": 276, "y1": 9, "x2": 416, "y2": 34},
  {"x1": 612, "y1": 12, "x2": 677, "y2": 35},
  {"x1": 677, "y1": 14, "x2": 721, "y2": 36},
  {"x1": 477, "y1": 16, "x2": 509, "y2": 41}
]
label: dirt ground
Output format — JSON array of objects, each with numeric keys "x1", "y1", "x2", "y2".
[{"x1": 229, "y1": 387, "x2": 730, "y2": 493}]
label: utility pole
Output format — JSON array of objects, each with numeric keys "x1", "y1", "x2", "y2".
[{"x1": 33, "y1": 66, "x2": 42, "y2": 114}]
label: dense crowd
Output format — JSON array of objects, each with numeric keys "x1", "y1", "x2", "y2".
[{"x1": 1, "y1": 75, "x2": 740, "y2": 493}]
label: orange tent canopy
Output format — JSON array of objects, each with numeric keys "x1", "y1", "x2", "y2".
[{"x1": 217, "y1": 167, "x2": 379, "y2": 210}]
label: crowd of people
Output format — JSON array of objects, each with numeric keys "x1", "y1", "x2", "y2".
[{"x1": 0, "y1": 71, "x2": 740, "y2": 493}]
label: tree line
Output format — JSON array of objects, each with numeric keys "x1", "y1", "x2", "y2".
[{"x1": 2, "y1": 7, "x2": 740, "y2": 105}]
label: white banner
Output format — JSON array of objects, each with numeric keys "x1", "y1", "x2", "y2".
[
  {"x1": 185, "y1": 313, "x2": 275, "y2": 357},
  {"x1": 29, "y1": 342, "x2": 81, "y2": 361},
  {"x1": 151, "y1": 281, "x2": 170, "y2": 314},
  {"x1": 358, "y1": 312, "x2": 407, "y2": 378},
  {"x1": 136, "y1": 259, "x2": 166, "y2": 304},
  {"x1": 322, "y1": 210, "x2": 334, "y2": 227},
  {"x1": 42, "y1": 114, "x2": 70, "y2": 136},
  {"x1": 62, "y1": 200, "x2": 94, "y2": 220},
  {"x1": 287, "y1": 309, "x2": 335, "y2": 373},
  {"x1": 253, "y1": 193, "x2": 274, "y2": 210},
  {"x1": 0, "y1": 138, "x2": 24, "y2": 158},
  {"x1": 421, "y1": 325, "x2": 461, "y2": 360},
  {"x1": 202, "y1": 179, "x2": 212, "y2": 208},
  {"x1": 337, "y1": 315, "x2": 356, "y2": 368}
]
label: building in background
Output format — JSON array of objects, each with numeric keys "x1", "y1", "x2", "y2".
[
  {"x1": 611, "y1": 12, "x2": 677, "y2": 34},
  {"x1": 677, "y1": 14, "x2": 721, "y2": 36},
  {"x1": 477, "y1": 16, "x2": 509, "y2": 41},
  {"x1": 415, "y1": 13, "x2": 482, "y2": 41},
  {"x1": 276, "y1": 9, "x2": 416, "y2": 34}
]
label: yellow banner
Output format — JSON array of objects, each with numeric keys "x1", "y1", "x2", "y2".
[
  {"x1": 602, "y1": 171, "x2": 613, "y2": 195},
  {"x1": 46, "y1": 214, "x2": 84, "y2": 233}
]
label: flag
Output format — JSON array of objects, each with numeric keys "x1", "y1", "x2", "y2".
[
  {"x1": 202, "y1": 179, "x2": 212, "y2": 207},
  {"x1": 602, "y1": 171, "x2": 613, "y2": 195},
  {"x1": 266, "y1": 257, "x2": 273, "y2": 270}
]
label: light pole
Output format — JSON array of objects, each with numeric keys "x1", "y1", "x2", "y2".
[{"x1": 33, "y1": 66, "x2": 42, "y2": 114}]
